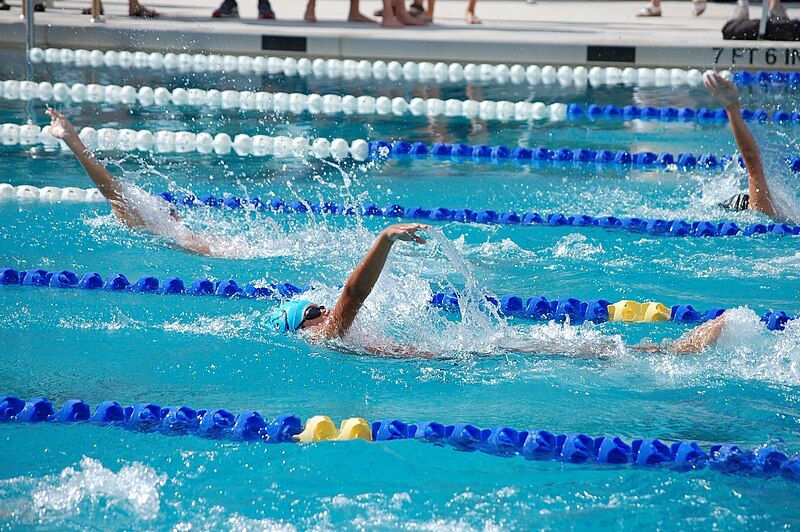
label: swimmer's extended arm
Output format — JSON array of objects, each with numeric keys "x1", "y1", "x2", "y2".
[
  {"x1": 167, "y1": 232, "x2": 213, "y2": 256},
  {"x1": 46, "y1": 109, "x2": 215, "y2": 256},
  {"x1": 46, "y1": 108, "x2": 144, "y2": 228},
  {"x1": 704, "y1": 73, "x2": 776, "y2": 218},
  {"x1": 325, "y1": 223, "x2": 428, "y2": 338},
  {"x1": 363, "y1": 343, "x2": 435, "y2": 359},
  {"x1": 635, "y1": 313, "x2": 726, "y2": 355}
]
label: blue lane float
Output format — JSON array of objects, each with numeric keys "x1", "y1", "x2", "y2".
[
  {"x1": 0, "y1": 267, "x2": 304, "y2": 300},
  {"x1": 431, "y1": 291, "x2": 795, "y2": 331},
  {"x1": 159, "y1": 190, "x2": 800, "y2": 240},
  {"x1": 1, "y1": 395, "x2": 798, "y2": 483},
  {"x1": 732, "y1": 70, "x2": 800, "y2": 89},
  {"x1": 561, "y1": 103, "x2": 800, "y2": 127},
  {"x1": 1, "y1": 266, "x2": 796, "y2": 331},
  {"x1": 366, "y1": 140, "x2": 800, "y2": 173}
]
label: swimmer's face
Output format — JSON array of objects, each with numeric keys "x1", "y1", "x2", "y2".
[
  {"x1": 300, "y1": 304, "x2": 329, "y2": 329},
  {"x1": 169, "y1": 207, "x2": 180, "y2": 221}
]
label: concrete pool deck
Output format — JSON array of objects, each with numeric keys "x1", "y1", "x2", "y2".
[{"x1": 1, "y1": 0, "x2": 800, "y2": 69}]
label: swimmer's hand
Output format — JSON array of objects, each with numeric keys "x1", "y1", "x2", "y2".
[
  {"x1": 383, "y1": 223, "x2": 429, "y2": 244},
  {"x1": 45, "y1": 108, "x2": 79, "y2": 141},
  {"x1": 704, "y1": 72, "x2": 739, "y2": 110}
]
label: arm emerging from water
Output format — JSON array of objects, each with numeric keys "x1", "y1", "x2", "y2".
[
  {"x1": 704, "y1": 73, "x2": 776, "y2": 219},
  {"x1": 47, "y1": 108, "x2": 145, "y2": 227},
  {"x1": 46, "y1": 108, "x2": 213, "y2": 256},
  {"x1": 319, "y1": 223, "x2": 429, "y2": 339},
  {"x1": 635, "y1": 314, "x2": 727, "y2": 355},
  {"x1": 508, "y1": 314, "x2": 728, "y2": 358}
]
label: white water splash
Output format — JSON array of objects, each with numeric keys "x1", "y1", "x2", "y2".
[
  {"x1": 552, "y1": 233, "x2": 604, "y2": 260},
  {"x1": 468, "y1": 237, "x2": 537, "y2": 262},
  {"x1": 163, "y1": 312, "x2": 267, "y2": 341},
  {"x1": 694, "y1": 160, "x2": 749, "y2": 211},
  {"x1": 58, "y1": 311, "x2": 145, "y2": 331},
  {"x1": 757, "y1": 128, "x2": 800, "y2": 223},
  {"x1": 693, "y1": 128, "x2": 800, "y2": 223},
  {"x1": 29, "y1": 457, "x2": 166, "y2": 521},
  {"x1": 173, "y1": 505, "x2": 297, "y2": 532},
  {"x1": 652, "y1": 307, "x2": 800, "y2": 386}
]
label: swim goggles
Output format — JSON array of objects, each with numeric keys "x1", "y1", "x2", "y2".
[{"x1": 300, "y1": 305, "x2": 325, "y2": 327}]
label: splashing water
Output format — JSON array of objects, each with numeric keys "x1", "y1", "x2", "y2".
[
  {"x1": 694, "y1": 127, "x2": 800, "y2": 223},
  {"x1": 279, "y1": 227, "x2": 629, "y2": 359},
  {"x1": 21, "y1": 457, "x2": 166, "y2": 521},
  {"x1": 650, "y1": 307, "x2": 800, "y2": 386},
  {"x1": 552, "y1": 233, "x2": 605, "y2": 260},
  {"x1": 695, "y1": 160, "x2": 750, "y2": 211},
  {"x1": 429, "y1": 227, "x2": 504, "y2": 331},
  {"x1": 83, "y1": 154, "x2": 402, "y2": 262},
  {"x1": 756, "y1": 128, "x2": 800, "y2": 223}
]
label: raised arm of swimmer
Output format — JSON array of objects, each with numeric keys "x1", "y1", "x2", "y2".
[
  {"x1": 268, "y1": 223, "x2": 429, "y2": 345},
  {"x1": 46, "y1": 108, "x2": 212, "y2": 256},
  {"x1": 323, "y1": 223, "x2": 428, "y2": 338},
  {"x1": 704, "y1": 72, "x2": 776, "y2": 218},
  {"x1": 47, "y1": 108, "x2": 146, "y2": 227}
]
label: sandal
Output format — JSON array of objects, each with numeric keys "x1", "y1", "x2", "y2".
[
  {"x1": 81, "y1": 6, "x2": 104, "y2": 15},
  {"x1": 692, "y1": 0, "x2": 706, "y2": 17},
  {"x1": 635, "y1": 3, "x2": 661, "y2": 17},
  {"x1": 466, "y1": 13, "x2": 481, "y2": 24},
  {"x1": 409, "y1": 1, "x2": 431, "y2": 21}
]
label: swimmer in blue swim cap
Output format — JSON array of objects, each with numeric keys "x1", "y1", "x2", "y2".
[
  {"x1": 45, "y1": 109, "x2": 214, "y2": 256},
  {"x1": 268, "y1": 223, "x2": 429, "y2": 343},
  {"x1": 267, "y1": 221, "x2": 728, "y2": 358},
  {"x1": 269, "y1": 299, "x2": 326, "y2": 334}
]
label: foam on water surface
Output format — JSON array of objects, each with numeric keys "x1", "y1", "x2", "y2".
[{"x1": 0, "y1": 457, "x2": 166, "y2": 525}]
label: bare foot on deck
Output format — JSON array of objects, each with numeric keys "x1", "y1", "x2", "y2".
[
  {"x1": 381, "y1": 14, "x2": 405, "y2": 27},
  {"x1": 304, "y1": 2, "x2": 316, "y2": 22},
  {"x1": 399, "y1": 11, "x2": 427, "y2": 25},
  {"x1": 348, "y1": 10, "x2": 375, "y2": 22}
]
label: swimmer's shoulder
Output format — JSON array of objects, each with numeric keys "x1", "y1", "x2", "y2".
[{"x1": 304, "y1": 317, "x2": 340, "y2": 341}]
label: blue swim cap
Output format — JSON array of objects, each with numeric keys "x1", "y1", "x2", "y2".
[{"x1": 269, "y1": 300, "x2": 313, "y2": 334}]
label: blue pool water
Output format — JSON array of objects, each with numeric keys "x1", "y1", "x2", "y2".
[{"x1": 2, "y1": 50, "x2": 800, "y2": 528}]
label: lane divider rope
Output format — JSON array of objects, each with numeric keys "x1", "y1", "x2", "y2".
[
  {"x1": 3, "y1": 183, "x2": 797, "y2": 241},
  {"x1": 32, "y1": 46, "x2": 794, "y2": 91},
  {"x1": 0, "y1": 123, "x2": 370, "y2": 161},
  {"x1": 3, "y1": 125, "x2": 800, "y2": 173},
  {"x1": 4, "y1": 79, "x2": 799, "y2": 126},
  {"x1": 159, "y1": 189, "x2": 799, "y2": 240},
  {"x1": 365, "y1": 139, "x2": 800, "y2": 172},
  {"x1": 0, "y1": 79, "x2": 569, "y2": 123},
  {"x1": 0, "y1": 266, "x2": 794, "y2": 330},
  {"x1": 2, "y1": 395, "x2": 798, "y2": 481}
]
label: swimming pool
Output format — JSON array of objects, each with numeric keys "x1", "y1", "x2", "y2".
[{"x1": 2, "y1": 48, "x2": 800, "y2": 528}]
